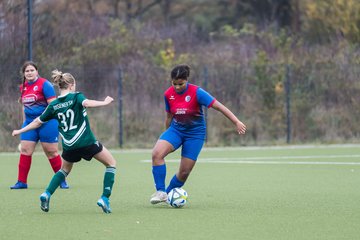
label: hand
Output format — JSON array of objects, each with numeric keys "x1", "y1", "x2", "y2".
[
  {"x1": 12, "y1": 130, "x2": 21, "y2": 136},
  {"x1": 104, "y1": 96, "x2": 114, "y2": 104},
  {"x1": 236, "y1": 121, "x2": 246, "y2": 135}
]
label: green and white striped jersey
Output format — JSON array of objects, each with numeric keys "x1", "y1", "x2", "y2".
[{"x1": 40, "y1": 92, "x2": 96, "y2": 151}]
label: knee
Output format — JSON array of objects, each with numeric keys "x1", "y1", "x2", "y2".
[
  {"x1": 152, "y1": 149, "x2": 164, "y2": 165},
  {"x1": 151, "y1": 149, "x2": 161, "y2": 161},
  {"x1": 20, "y1": 146, "x2": 34, "y2": 156},
  {"x1": 45, "y1": 150, "x2": 58, "y2": 159},
  {"x1": 43, "y1": 147, "x2": 59, "y2": 159},
  {"x1": 20, "y1": 148, "x2": 33, "y2": 156}
]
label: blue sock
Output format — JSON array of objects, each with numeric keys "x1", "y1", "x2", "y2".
[
  {"x1": 152, "y1": 164, "x2": 166, "y2": 192},
  {"x1": 166, "y1": 174, "x2": 184, "y2": 193}
]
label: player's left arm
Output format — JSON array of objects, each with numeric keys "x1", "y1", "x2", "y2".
[
  {"x1": 197, "y1": 87, "x2": 246, "y2": 135},
  {"x1": 12, "y1": 117, "x2": 43, "y2": 136},
  {"x1": 211, "y1": 100, "x2": 246, "y2": 135},
  {"x1": 43, "y1": 80, "x2": 57, "y2": 104},
  {"x1": 83, "y1": 96, "x2": 114, "y2": 108}
]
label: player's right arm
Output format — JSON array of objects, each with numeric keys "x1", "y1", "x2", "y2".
[
  {"x1": 13, "y1": 100, "x2": 54, "y2": 137},
  {"x1": 165, "y1": 112, "x2": 173, "y2": 129},
  {"x1": 21, "y1": 106, "x2": 25, "y2": 122},
  {"x1": 12, "y1": 117, "x2": 43, "y2": 136},
  {"x1": 163, "y1": 94, "x2": 173, "y2": 129}
]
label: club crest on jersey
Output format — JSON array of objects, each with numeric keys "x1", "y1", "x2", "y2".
[
  {"x1": 33, "y1": 86, "x2": 38, "y2": 91},
  {"x1": 185, "y1": 95, "x2": 191, "y2": 102}
]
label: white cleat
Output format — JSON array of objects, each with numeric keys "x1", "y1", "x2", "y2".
[{"x1": 150, "y1": 191, "x2": 168, "y2": 204}]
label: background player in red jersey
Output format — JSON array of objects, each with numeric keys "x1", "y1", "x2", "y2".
[
  {"x1": 12, "y1": 69, "x2": 116, "y2": 213},
  {"x1": 150, "y1": 64, "x2": 246, "y2": 204},
  {"x1": 10, "y1": 61, "x2": 68, "y2": 189}
]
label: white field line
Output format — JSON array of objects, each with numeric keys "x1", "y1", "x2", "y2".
[
  {"x1": 110, "y1": 144, "x2": 360, "y2": 153},
  {"x1": 200, "y1": 144, "x2": 360, "y2": 151},
  {"x1": 140, "y1": 154, "x2": 360, "y2": 165},
  {"x1": 2, "y1": 143, "x2": 360, "y2": 156}
]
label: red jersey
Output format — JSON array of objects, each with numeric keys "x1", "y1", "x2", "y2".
[
  {"x1": 20, "y1": 77, "x2": 56, "y2": 120},
  {"x1": 164, "y1": 83, "x2": 215, "y2": 135}
]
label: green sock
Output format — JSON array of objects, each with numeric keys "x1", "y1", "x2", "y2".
[
  {"x1": 103, "y1": 167, "x2": 116, "y2": 198},
  {"x1": 46, "y1": 170, "x2": 67, "y2": 195}
]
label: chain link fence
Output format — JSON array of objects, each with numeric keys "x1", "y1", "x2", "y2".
[{"x1": 1, "y1": 62, "x2": 359, "y2": 151}]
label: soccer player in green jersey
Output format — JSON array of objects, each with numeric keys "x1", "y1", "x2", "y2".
[{"x1": 12, "y1": 70, "x2": 117, "y2": 214}]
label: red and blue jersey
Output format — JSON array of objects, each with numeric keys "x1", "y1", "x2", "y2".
[
  {"x1": 20, "y1": 77, "x2": 56, "y2": 120},
  {"x1": 164, "y1": 83, "x2": 215, "y2": 135}
]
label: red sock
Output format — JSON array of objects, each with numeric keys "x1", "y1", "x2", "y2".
[
  {"x1": 18, "y1": 154, "x2": 32, "y2": 183},
  {"x1": 48, "y1": 155, "x2": 62, "y2": 173}
]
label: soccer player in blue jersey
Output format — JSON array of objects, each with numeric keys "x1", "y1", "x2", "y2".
[
  {"x1": 150, "y1": 64, "x2": 246, "y2": 204},
  {"x1": 11, "y1": 61, "x2": 68, "y2": 190},
  {"x1": 12, "y1": 70, "x2": 117, "y2": 213}
]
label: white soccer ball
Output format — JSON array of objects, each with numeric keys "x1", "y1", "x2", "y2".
[{"x1": 167, "y1": 187, "x2": 188, "y2": 208}]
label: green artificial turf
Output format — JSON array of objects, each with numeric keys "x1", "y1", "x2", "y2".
[{"x1": 1, "y1": 145, "x2": 359, "y2": 240}]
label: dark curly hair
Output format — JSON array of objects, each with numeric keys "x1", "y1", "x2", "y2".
[{"x1": 171, "y1": 64, "x2": 190, "y2": 80}]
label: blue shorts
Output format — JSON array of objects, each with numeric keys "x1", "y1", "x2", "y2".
[
  {"x1": 20, "y1": 118, "x2": 59, "y2": 143},
  {"x1": 159, "y1": 127, "x2": 205, "y2": 161}
]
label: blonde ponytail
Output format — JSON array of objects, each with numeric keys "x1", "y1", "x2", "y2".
[{"x1": 51, "y1": 69, "x2": 75, "y2": 89}]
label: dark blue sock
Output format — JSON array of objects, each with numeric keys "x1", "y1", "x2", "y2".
[
  {"x1": 152, "y1": 164, "x2": 166, "y2": 192},
  {"x1": 166, "y1": 174, "x2": 184, "y2": 193}
]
